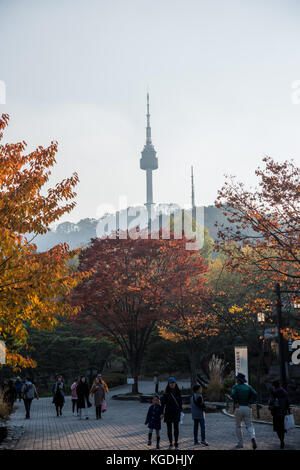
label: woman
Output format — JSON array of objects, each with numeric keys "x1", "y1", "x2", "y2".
[
  {"x1": 70, "y1": 378, "x2": 79, "y2": 416},
  {"x1": 268, "y1": 380, "x2": 290, "y2": 449},
  {"x1": 90, "y1": 377, "x2": 105, "y2": 420},
  {"x1": 52, "y1": 375, "x2": 65, "y2": 417},
  {"x1": 76, "y1": 376, "x2": 91, "y2": 420},
  {"x1": 161, "y1": 377, "x2": 182, "y2": 450}
]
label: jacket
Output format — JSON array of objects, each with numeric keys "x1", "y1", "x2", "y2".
[
  {"x1": 71, "y1": 382, "x2": 78, "y2": 400},
  {"x1": 22, "y1": 381, "x2": 38, "y2": 400},
  {"x1": 190, "y1": 393, "x2": 206, "y2": 419},
  {"x1": 90, "y1": 383, "x2": 105, "y2": 407},
  {"x1": 269, "y1": 387, "x2": 289, "y2": 417},
  {"x1": 231, "y1": 383, "x2": 257, "y2": 406},
  {"x1": 52, "y1": 382, "x2": 65, "y2": 405},
  {"x1": 145, "y1": 403, "x2": 163, "y2": 430},
  {"x1": 76, "y1": 381, "x2": 91, "y2": 409},
  {"x1": 161, "y1": 391, "x2": 182, "y2": 423}
]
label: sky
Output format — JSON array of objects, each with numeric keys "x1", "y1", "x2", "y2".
[{"x1": 1, "y1": 0, "x2": 300, "y2": 224}]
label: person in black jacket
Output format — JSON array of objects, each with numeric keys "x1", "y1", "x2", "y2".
[
  {"x1": 52, "y1": 375, "x2": 65, "y2": 417},
  {"x1": 268, "y1": 380, "x2": 290, "y2": 449},
  {"x1": 161, "y1": 377, "x2": 182, "y2": 450},
  {"x1": 76, "y1": 376, "x2": 91, "y2": 420}
]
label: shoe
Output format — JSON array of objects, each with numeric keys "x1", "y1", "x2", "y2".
[
  {"x1": 85, "y1": 416, "x2": 89, "y2": 420},
  {"x1": 194, "y1": 441, "x2": 199, "y2": 445},
  {"x1": 156, "y1": 444, "x2": 160, "y2": 450},
  {"x1": 175, "y1": 443, "x2": 179, "y2": 450},
  {"x1": 234, "y1": 444, "x2": 243, "y2": 449},
  {"x1": 168, "y1": 444, "x2": 173, "y2": 450},
  {"x1": 251, "y1": 438, "x2": 257, "y2": 450},
  {"x1": 280, "y1": 440, "x2": 285, "y2": 449},
  {"x1": 201, "y1": 441, "x2": 209, "y2": 446},
  {"x1": 147, "y1": 440, "x2": 152, "y2": 446}
]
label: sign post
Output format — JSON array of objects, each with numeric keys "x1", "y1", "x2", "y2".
[
  {"x1": 234, "y1": 346, "x2": 248, "y2": 383},
  {"x1": 0, "y1": 341, "x2": 6, "y2": 365}
]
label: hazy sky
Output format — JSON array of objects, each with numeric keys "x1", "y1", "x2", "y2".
[{"x1": 1, "y1": 0, "x2": 300, "y2": 223}]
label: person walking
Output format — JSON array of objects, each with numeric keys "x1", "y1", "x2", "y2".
[
  {"x1": 231, "y1": 372, "x2": 257, "y2": 450},
  {"x1": 145, "y1": 394, "x2": 163, "y2": 449},
  {"x1": 71, "y1": 378, "x2": 79, "y2": 416},
  {"x1": 76, "y1": 376, "x2": 91, "y2": 420},
  {"x1": 15, "y1": 377, "x2": 23, "y2": 402},
  {"x1": 190, "y1": 384, "x2": 209, "y2": 446},
  {"x1": 90, "y1": 377, "x2": 105, "y2": 420},
  {"x1": 22, "y1": 378, "x2": 38, "y2": 419},
  {"x1": 268, "y1": 380, "x2": 290, "y2": 449},
  {"x1": 52, "y1": 375, "x2": 65, "y2": 417},
  {"x1": 161, "y1": 377, "x2": 182, "y2": 450}
]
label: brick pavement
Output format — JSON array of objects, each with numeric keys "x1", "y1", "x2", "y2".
[{"x1": 9, "y1": 381, "x2": 300, "y2": 450}]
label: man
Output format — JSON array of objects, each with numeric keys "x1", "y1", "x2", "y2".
[
  {"x1": 231, "y1": 372, "x2": 257, "y2": 450},
  {"x1": 22, "y1": 378, "x2": 39, "y2": 419}
]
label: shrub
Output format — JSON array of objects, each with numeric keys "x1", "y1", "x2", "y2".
[
  {"x1": 0, "y1": 390, "x2": 10, "y2": 422},
  {"x1": 206, "y1": 355, "x2": 228, "y2": 402}
]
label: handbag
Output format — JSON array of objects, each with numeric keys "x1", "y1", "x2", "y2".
[
  {"x1": 101, "y1": 400, "x2": 107, "y2": 412},
  {"x1": 179, "y1": 412, "x2": 184, "y2": 425},
  {"x1": 284, "y1": 413, "x2": 295, "y2": 431}
]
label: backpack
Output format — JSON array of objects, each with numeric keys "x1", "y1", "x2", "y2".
[{"x1": 24, "y1": 383, "x2": 35, "y2": 399}]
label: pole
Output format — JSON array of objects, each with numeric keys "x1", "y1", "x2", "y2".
[{"x1": 275, "y1": 283, "x2": 287, "y2": 389}]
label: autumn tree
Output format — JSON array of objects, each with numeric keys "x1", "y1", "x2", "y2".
[
  {"x1": 0, "y1": 114, "x2": 85, "y2": 369},
  {"x1": 157, "y1": 249, "x2": 217, "y2": 387},
  {"x1": 215, "y1": 157, "x2": 300, "y2": 281},
  {"x1": 71, "y1": 231, "x2": 210, "y2": 393}
]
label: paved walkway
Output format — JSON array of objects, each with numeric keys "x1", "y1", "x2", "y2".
[{"x1": 9, "y1": 381, "x2": 300, "y2": 450}]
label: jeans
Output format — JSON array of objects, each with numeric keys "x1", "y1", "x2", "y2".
[
  {"x1": 72, "y1": 399, "x2": 78, "y2": 413},
  {"x1": 23, "y1": 398, "x2": 33, "y2": 418},
  {"x1": 235, "y1": 406, "x2": 255, "y2": 445},
  {"x1": 96, "y1": 406, "x2": 102, "y2": 419},
  {"x1": 166, "y1": 421, "x2": 179, "y2": 445},
  {"x1": 193, "y1": 417, "x2": 205, "y2": 442}
]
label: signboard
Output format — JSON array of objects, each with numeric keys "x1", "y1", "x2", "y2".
[
  {"x1": 0, "y1": 341, "x2": 6, "y2": 364},
  {"x1": 234, "y1": 346, "x2": 248, "y2": 383},
  {"x1": 127, "y1": 378, "x2": 134, "y2": 385}
]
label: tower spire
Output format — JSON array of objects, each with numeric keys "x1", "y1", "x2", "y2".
[
  {"x1": 146, "y1": 92, "x2": 152, "y2": 144},
  {"x1": 191, "y1": 165, "x2": 195, "y2": 209}
]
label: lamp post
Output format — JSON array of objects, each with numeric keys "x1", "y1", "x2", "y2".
[{"x1": 275, "y1": 283, "x2": 287, "y2": 390}]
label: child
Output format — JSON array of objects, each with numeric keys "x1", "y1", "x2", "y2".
[
  {"x1": 145, "y1": 394, "x2": 163, "y2": 449},
  {"x1": 190, "y1": 384, "x2": 209, "y2": 446}
]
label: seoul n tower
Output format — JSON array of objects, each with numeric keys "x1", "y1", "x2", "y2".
[{"x1": 140, "y1": 93, "x2": 158, "y2": 223}]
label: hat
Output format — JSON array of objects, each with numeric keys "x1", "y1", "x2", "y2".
[
  {"x1": 168, "y1": 377, "x2": 176, "y2": 384},
  {"x1": 235, "y1": 372, "x2": 247, "y2": 383},
  {"x1": 154, "y1": 394, "x2": 160, "y2": 399}
]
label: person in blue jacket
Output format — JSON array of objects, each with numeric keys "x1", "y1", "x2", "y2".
[{"x1": 145, "y1": 394, "x2": 163, "y2": 449}]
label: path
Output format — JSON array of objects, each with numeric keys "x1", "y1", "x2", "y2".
[{"x1": 9, "y1": 380, "x2": 300, "y2": 450}]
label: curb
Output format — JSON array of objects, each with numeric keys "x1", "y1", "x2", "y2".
[{"x1": 221, "y1": 409, "x2": 300, "y2": 429}]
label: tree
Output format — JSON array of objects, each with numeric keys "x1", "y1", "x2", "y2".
[
  {"x1": 215, "y1": 157, "x2": 300, "y2": 281},
  {"x1": 71, "y1": 231, "x2": 208, "y2": 393},
  {"x1": 0, "y1": 114, "x2": 85, "y2": 369},
  {"x1": 157, "y1": 250, "x2": 217, "y2": 387}
]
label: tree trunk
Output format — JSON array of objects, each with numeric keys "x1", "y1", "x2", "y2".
[
  {"x1": 188, "y1": 342, "x2": 198, "y2": 390},
  {"x1": 132, "y1": 376, "x2": 139, "y2": 394}
]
